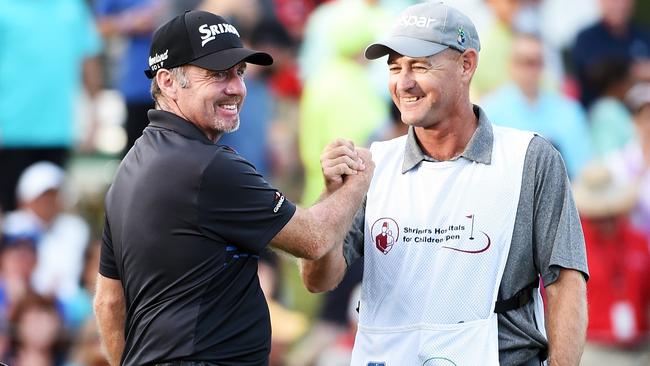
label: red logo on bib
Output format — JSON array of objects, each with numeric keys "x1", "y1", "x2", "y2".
[{"x1": 371, "y1": 218, "x2": 399, "y2": 254}]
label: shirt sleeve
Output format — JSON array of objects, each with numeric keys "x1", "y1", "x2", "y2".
[
  {"x1": 198, "y1": 148, "x2": 296, "y2": 253},
  {"x1": 343, "y1": 198, "x2": 366, "y2": 266},
  {"x1": 529, "y1": 137, "x2": 589, "y2": 286},
  {"x1": 99, "y1": 215, "x2": 120, "y2": 279}
]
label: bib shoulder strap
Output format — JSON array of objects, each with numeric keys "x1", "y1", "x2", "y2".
[{"x1": 494, "y1": 278, "x2": 540, "y2": 313}]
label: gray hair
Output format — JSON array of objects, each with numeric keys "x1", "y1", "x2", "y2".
[{"x1": 150, "y1": 66, "x2": 189, "y2": 104}]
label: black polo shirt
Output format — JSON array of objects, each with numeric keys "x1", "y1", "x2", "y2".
[{"x1": 100, "y1": 110, "x2": 296, "y2": 366}]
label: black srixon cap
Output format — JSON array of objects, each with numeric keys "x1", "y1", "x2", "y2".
[{"x1": 144, "y1": 10, "x2": 273, "y2": 79}]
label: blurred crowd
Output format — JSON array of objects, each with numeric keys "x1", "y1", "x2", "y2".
[{"x1": 0, "y1": 0, "x2": 649, "y2": 365}]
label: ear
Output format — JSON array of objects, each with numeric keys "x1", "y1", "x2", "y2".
[
  {"x1": 460, "y1": 49, "x2": 479, "y2": 83},
  {"x1": 155, "y1": 69, "x2": 178, "y2": 101}
]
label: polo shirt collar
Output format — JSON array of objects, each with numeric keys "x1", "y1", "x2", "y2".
[
  {"x1": 147, "y1": 109, "x2": 214, "y2": 144},
  {"x1": 401, "y1": 105, "x2": 493, "y2": 173}
]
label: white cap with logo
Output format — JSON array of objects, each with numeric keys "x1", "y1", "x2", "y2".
[{"x1": 365, "y1": 1, "x2": 481, "y2": 59}]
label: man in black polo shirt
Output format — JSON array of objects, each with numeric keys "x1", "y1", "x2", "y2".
[{"x1": 93, "y1": 10, "x2": 373, "y2": 366}]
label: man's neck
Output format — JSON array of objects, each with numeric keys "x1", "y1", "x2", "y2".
[
  {"x1": 413, "y1": 106, "x2": 478, "y2": 161},
  {"x1": 156, "y1": 103, "x2": 221, "y2": 143}
]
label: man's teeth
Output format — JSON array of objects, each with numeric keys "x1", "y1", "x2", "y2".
[
  {"x1": 403, "y1": 97, "x2": 419, "y2": 102},
  {"x1": 220, "y1": 104, "x2": 237, "y2": 110}
]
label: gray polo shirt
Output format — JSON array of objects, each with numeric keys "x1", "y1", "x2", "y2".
[{"x1": 343, "y1": 106, "x2": 589, "y2": 366}]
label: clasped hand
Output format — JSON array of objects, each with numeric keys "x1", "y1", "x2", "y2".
[{"x1": 320, "y1": 138, "x2": 374, "y2": 194}]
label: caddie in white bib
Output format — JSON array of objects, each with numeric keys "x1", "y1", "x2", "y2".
[{"x1": 351, "y1": 125, "x2": 536, "y2": 366}]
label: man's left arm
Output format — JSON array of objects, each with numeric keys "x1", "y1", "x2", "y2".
[
  {"x1": 95, "y1": 215, "x2": 125, "y2": 366},
  {"x1": 528, "y1": 137, "x2": 589, "y2": 365},
  {"x1": 94, "y1": 274, "x2": 126, "y2": 366},
  {"x1": 544, "y1": 269, "x2": 587, "y2": 366}
]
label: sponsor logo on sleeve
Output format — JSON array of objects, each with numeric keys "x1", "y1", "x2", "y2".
[{"x1": 273, "y1": 191, "x2": 285, "y2": 213}]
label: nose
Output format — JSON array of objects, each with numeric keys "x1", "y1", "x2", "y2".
[
  {"x1": 224, "y1": 73, "x2": 246, "y2": 97},
  {"x1": 395, "y1": 71, "x2": 416, "y2": 92}
]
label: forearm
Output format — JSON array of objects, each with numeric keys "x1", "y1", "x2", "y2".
[
  {"x1": 271, "y1": 172, "x2": 367, "y2": 260},
  {"x1": 309, "y1": 177, "x2": 367, "y2": 250},
  {"x1": 545, "y1": 269, "x2": 588, "y2": 366},
  {"x1": 96, "y1": 304, "x2": 125, "y2": 366},
  {"x1": 300, "y1": 242, "x2": 347, "y2": 292},
  {"x1": 94, "y1": 275, "x2": 126, "y2": 366}
]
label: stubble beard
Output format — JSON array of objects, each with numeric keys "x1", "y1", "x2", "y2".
[{"x1": 215, "y1": 116, "x2": 240, "y2": 134}]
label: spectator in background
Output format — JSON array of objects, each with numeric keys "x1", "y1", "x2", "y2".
[
  {"x1": 7, "y1": 294, "x2": 67, "y2": 366},
  {"x1": 605, "y1": 82, "x2": 650, "y2": 239},
  {"x1": 0, "y1": 0, "x2": 102, "y2": 212},
  {"x1": 572, "y1": 0, "x2": 650, "y2": 109},
  {"x1": 314, "y1": 285, "x2": 361, "y2": 366},
  {"x1": 65, "y1": 317, "x2": 109, "y2": 366},
  {"x1": 588, "y1": 59, "x2": 636, "y2": 157},
  {"x1": 482, "y1": 33, "x2": 592, "y2": 178},
  {"x1": 62, "y1": 241, "x2": 102, "y2": 331},
  {"x1": 299, "y1": 0, "x2": 393, "y2": 104},
  {"x1": 573, "y1": 164, "x2": 650, "y2": 366},
  {"x1": 2, "y1": 162, "x2": 89, "y2": 305},
  {"x1": 472, "y1": 0, "x2": 521, "y2": 98},
  {"x1": 472, "y1": 0, "x2": 563, "y2": 98},
  {"x1": 251, "y1": 19, "x2": 302, "y2": 100},
  {"x1": 299, "y1": 0, "x2": 388, "y2": 205},
  {"x1": 94, "y1": 0, "x2": 168, "y2": 155},
  {"x1": 0, "y1": 236, "x2": 38, "y2": 321},
  {"x1": 199, "y1": 0, "x2": 261, "y2": 34},
  {"x1": 201, "y1": 0, "x2": 303, "y2": 100},
  {"x1": 263, "y1": 0, "x2": 316, "y2": 43},
  {"x1": 287, "y1": 259, "x2": 363, "y2": 366}
]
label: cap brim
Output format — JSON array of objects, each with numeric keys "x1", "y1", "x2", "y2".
[
  {"x1": 191, "y1": 47, "x2": 273, "y2": 71},
  {"x1": 365, "y1": 36, "x2": 449, "y2": 59}
]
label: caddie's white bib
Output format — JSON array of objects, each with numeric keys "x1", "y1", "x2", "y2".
[{"x1": 351, "y1": 125, "x2": 534, "y2": 366}]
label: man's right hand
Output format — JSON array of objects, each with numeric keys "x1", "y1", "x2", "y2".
[
  {"x1": 347, "y1": 147, "x2": 374, "y2": 190},
  {"x1": 320, "y1": 139, "x2": 370, "y2": 194}
]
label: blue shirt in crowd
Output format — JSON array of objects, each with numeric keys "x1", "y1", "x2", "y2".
[
  {"x1": 94, "y1": 0, "x2": 155, "y2": 103},
  {"x1": 481, "y1": 83, "x2": 593, "y2": 179},
  {"x1": 572, "y1": 21, "x2": 650, "y2": 108},
  {"x1": 0, "y1": 0, "x2": 102, "y2": 148}
]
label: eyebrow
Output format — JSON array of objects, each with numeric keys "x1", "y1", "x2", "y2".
[{"x1": 387, "y1": 57, "x2": 431, "y2": 65}]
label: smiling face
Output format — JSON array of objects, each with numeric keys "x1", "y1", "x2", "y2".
[
  {"x1": 174, "y1": 63, "x2": 247, "y2": 141},
  {"x1": 387, "y1": 49, "x2": 466, "y2": 129}
]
